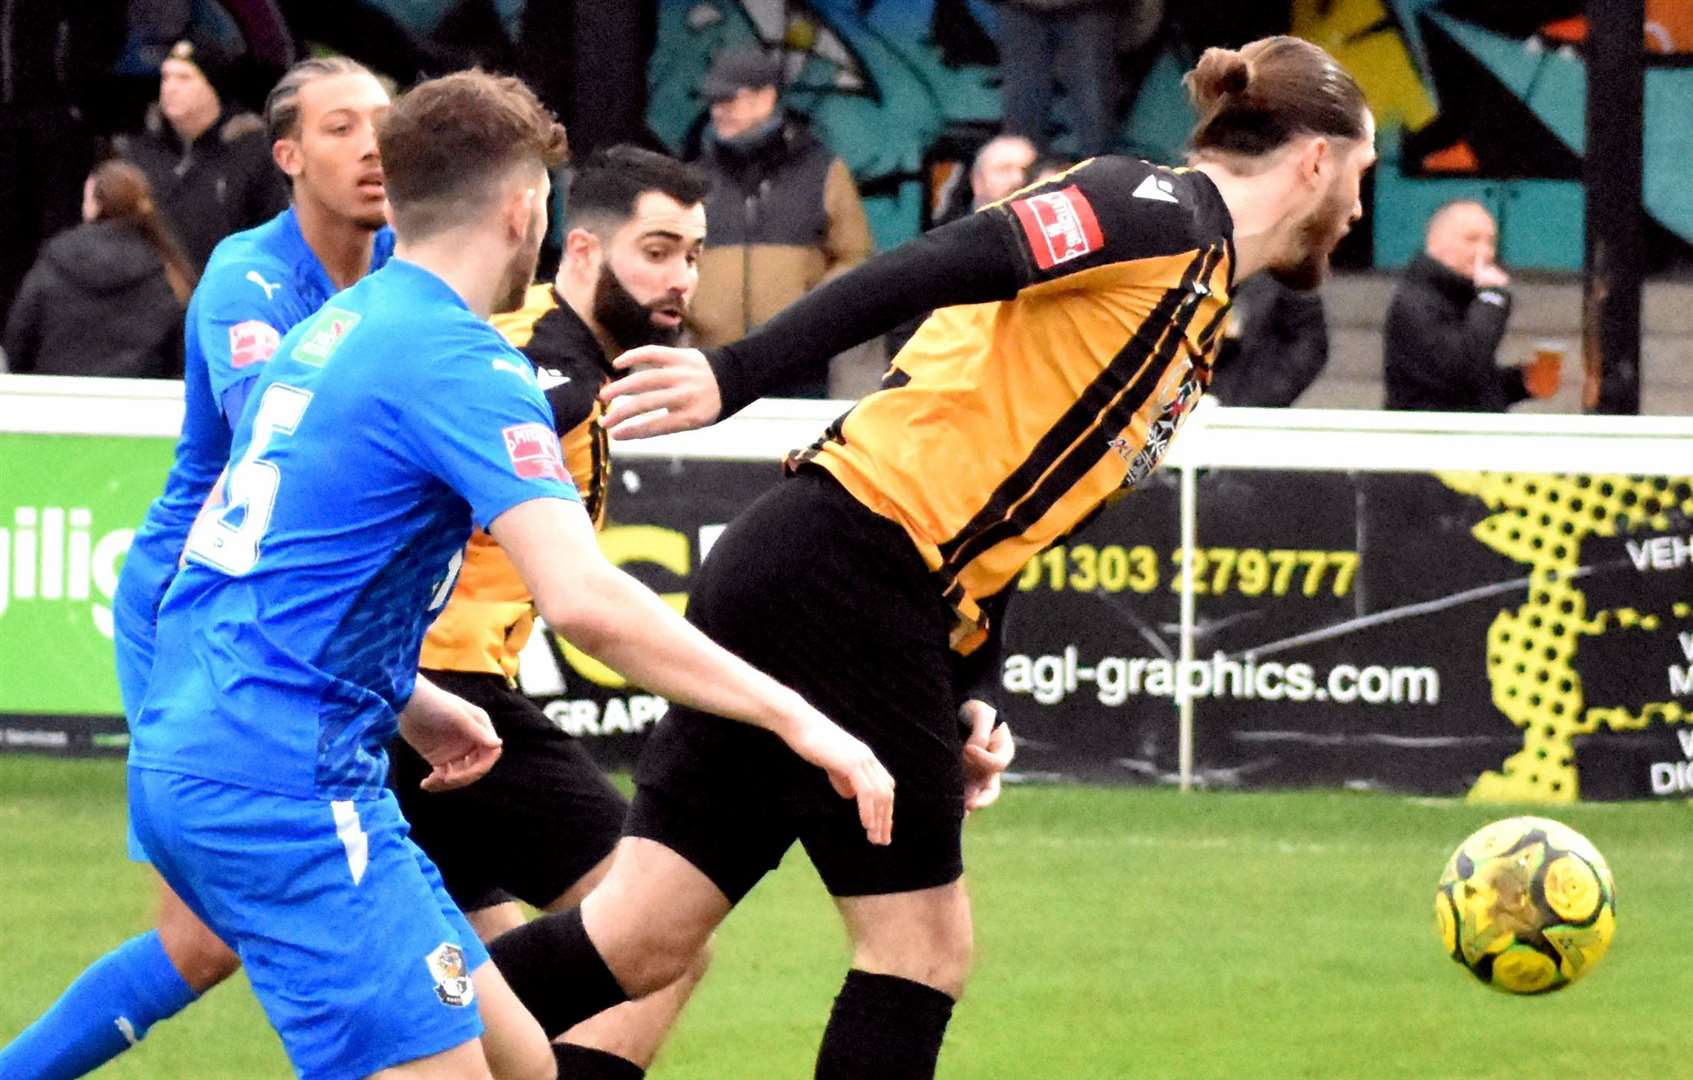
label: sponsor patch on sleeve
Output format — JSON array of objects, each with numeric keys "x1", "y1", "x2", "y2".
[
  {"x1": 1009, "y1": 186, "x2": 1104, "y2": 270},
  {"x1": 228, "y1": 320, "x2": 282, "y2": 369},
  {"x1": 503, "y1": 422, "x2": 569, "y2": 484}
]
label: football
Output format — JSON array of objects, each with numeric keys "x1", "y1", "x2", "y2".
[{"x1": 1434, "y1": 816, "x2": 1616, "y2": 994}]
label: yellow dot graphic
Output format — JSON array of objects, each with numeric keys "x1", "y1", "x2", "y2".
[{"x1": 1437, "y1": 473, "x2": 1693, "y2": 802}]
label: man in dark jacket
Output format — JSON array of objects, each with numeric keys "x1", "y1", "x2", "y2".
[
  {"x1": 1209, "y1": 275, "x2": 1328, "y2": 407},
  {"x1": 689, "y1": 46, "x2": 872, "y2": 396},
  {"x1": 117, "y1": 38, "x2": 288, "y2": 271},
  {"x1": 1383, "y1": 200, "x2": 1558, "y2": 412}
]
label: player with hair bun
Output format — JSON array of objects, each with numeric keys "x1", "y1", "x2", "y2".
[{"x1": 491, "y1": 34, "x2": 1375, "y2": 1078}]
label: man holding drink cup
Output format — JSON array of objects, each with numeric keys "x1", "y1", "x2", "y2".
[{"x1": 1383, "y1": 198, "x2": 1561, "y2": 411}]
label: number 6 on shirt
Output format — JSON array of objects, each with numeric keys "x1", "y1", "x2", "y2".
[{"x1": 187, "y1": 383, "x2": 314, "y2": 575}]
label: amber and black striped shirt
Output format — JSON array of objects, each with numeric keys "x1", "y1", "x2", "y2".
[
  {"x1": 418, "y1": 283, "x2": 612, "y2": 680},
  {"x1": 710, "y1": 156, "x2": 1235, "y2": 652}
]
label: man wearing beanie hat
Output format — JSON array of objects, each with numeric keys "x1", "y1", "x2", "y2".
[
  {"x1": 117, "y1": 39, "x2": 287, "y2": 271},
  {"x1": 688, "y1": 44, "x2": 871, "y2": 396}
]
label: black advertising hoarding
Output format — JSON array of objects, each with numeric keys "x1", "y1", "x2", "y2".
[
  {"x1": 518, "y1": 457, "x2": 782, "y2": 766},
  {"x1": 530, "y1": 460, "x2": 1693, "y2": 801}
]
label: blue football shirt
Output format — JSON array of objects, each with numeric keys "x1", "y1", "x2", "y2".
[
  {"x1": 130, "y1": 259, "x2": 578, "y2": 799},
  {"x1": 114, "y1": 210, "x2": 395, "y2": 713}
]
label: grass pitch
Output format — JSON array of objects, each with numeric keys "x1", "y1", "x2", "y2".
[{"x1": 2, "y1": 756, "x2": 1689, "y2": 1078}]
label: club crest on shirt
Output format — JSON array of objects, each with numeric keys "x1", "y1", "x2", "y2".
[
  {"x1": 1113, "y1": 363, "x2": 1204, "y2": 488},
  {"x1": 503, "y1": 422, "x2": 568, "y2": 483},
  {"x1": 228, "y1": 320, "x2": 281, "y2": 369},
  {"x1": 1010, "y1": 186, "x2": 1104, "y2": 270},
  {"x1": 425, "y1": 942, "x2": 475, "y2": 1008}
]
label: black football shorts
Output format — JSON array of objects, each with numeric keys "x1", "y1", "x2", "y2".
[
  {"x1": 390, "y1": 669, "x2": 627, "y2": 912},
  {"x1": 630, "y1": 468, "x2": 968, "y2": 901}
]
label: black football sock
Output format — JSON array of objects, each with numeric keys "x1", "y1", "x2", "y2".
[
  {"x1": 487, "y1": 908, "x2": 630, "y2": 1038},
  {"x1": 552, "y1": 1042, "x2": 645, "y2": 1079},
  {"x1": 814, "y1": 969, "x2": 956, "y2": 1080}
]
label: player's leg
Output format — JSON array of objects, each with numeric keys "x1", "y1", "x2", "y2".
[
  {"x1": 801, "y1": 797, "x2": 973, "y2": 1080},
  {"x1": 544, "y1": 851, "x2": 713, "y2": 1075},
  {"x1": 351, "y1": 942, "x2": 547, "y2": 1080},
  {"x1": 463, "y1": 958, "x2": 552, "y2": 1080},
  {"x1": 491, "y1": 835, "x2": 727, "y2": 1037},
  {"x1": 496, "y1": 736, "x2": 712, "y2": 1075},
  {"x1": 489, "y1": 774, "x2": 795, "y2": 1043},
  {"x1": 121, "y1": 558, "x2": 240, "y2": 1001},
  {"x1": 818, "y1": 883, "x2": 973, "y2": 1079},
  {"x1": 699, "y1": 468, "x2": 970, "y2": 1076},
  {"x1": 154, "y1": 876, "x2": 241, "y2": 990},
  {"x1": 398, "y1": 671, "x2": 711, "y2": 1076},
  {"x1": 0, "y1": 919, "x2": 204, "y2": 1080}
]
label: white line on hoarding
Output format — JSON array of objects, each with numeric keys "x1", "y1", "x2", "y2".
[{"x1": 1228, "y1": 566, "x2": 1600, "y2": 661}]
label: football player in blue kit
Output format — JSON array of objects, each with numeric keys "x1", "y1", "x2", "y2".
[
  {"x1": 126, "y1": 69, "x2": 893, "y2": 1080},
  {"x1": 0, "y1": 55, "x2": 394, "y2": 1080}
]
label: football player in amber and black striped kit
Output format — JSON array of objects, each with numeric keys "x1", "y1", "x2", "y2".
[
  {"x1": 387, "y1": 146, "x2": 716, "y2": 1080},
  {"x1": 491, "y1": 37, "x2": 1377, "y2": 1078}
]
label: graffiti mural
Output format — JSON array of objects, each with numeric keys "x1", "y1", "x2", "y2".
[
  {"x1": 137, "y1": 1, "x2": 1693, "y2": 268},
  {"x1": 648, "y1": 0, "x2": 1693, "y2": 268}
]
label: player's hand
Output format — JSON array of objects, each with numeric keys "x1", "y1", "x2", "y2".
[
  {"x1": 784, "y1": 712, "x2": 896, "y2": 846},
  {"x1": 1472, "y1": 255, "x2": 1510, "y2": 290},
  {"x1": 959, "y1": 699, "x2": 1014, "y2": 813},
  {"x1": 600, "y1": 345, "x2": 722, "y2": 440},
  {"x1": 399, "y1": 683, "x2": 503, "y2": 793}
]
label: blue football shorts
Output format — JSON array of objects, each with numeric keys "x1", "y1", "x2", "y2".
[{"x1": 128, "y1": 767, "x2": 489, "y2": 1080}]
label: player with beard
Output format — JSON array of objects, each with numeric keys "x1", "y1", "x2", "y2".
[
  {"x1": 0, "y1": 56, "x2": 394, "y2": 1080},
  {"x1": 487, "y1": 36, "x2": 1375, "y2": 1078},
  {"x1": 126, "y1": 71, "x2": 889, "y2": 1080},
  {"x1": 388, "y1": 145, "x2": 713, "y2": 1080}
]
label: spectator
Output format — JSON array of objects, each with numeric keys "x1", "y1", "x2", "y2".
[
  {"x1": 970, "y1": 134, "x2": 1039, "y2": 211},
  {"x1": 1208, "y1": 275, "x2": 1329, "y2": 407},
  {"x1": 1383, "y1": 199, "x2": 1559, "y2": 411},
  {"x1": 3, "y1": 160, "x2": 196, "y2": 378},
  {"x1": 689, "y1": 46, "x2": 873, "y2": 395},
  {"x1": 930, "y1": 133, "x2": 1037, "y2": 229},
  {"x1": 117, "y1": 37, "x2": 287, "y2": 272},
  {"x1": 888, "y1": 134, "x2": 1039, "y2": 358},
  {"x1": 998, "y1": 0, "x2": 1134, "y2": 157}
]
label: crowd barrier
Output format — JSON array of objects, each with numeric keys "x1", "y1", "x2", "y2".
[{"x1": 3, "y1": 372, "x2": 1688, "y2": 802}]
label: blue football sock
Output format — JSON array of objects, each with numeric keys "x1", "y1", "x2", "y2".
[{"x1": 0, "y1": 931, "x2": 198, "y2": 1080}]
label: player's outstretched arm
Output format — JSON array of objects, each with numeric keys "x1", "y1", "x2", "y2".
[
  {"x1": 399, "y1": 674, "x2": 504, "y2": 791},
  {"x1": 490, "y1": 496, "x2": 895, "y2": 844},
  {"x1": 601, "y1": 206, "x2": 1033, "y2": 439}
]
